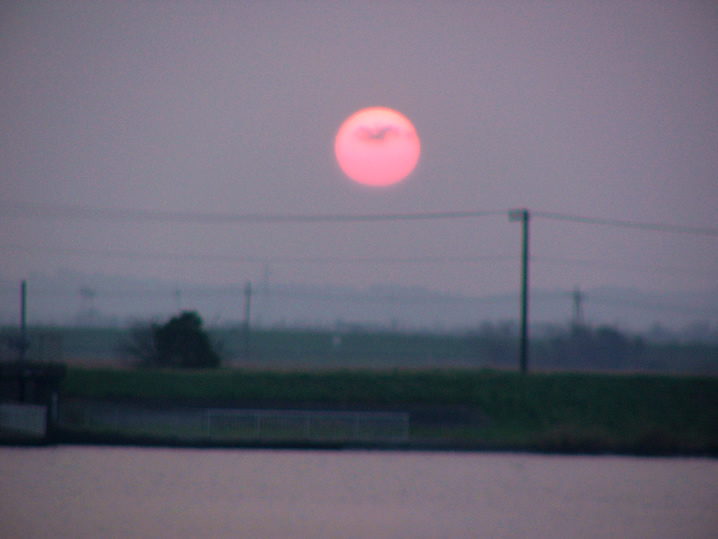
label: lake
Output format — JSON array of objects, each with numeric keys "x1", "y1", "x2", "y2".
[{"x1": 1, "y1": 447, "x2": 716, "y2": 538}]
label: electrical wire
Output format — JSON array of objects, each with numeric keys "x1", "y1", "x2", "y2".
[
  {"x1": 0, "y1": 201, "x2": 503, "y2": 224},
  {"x1": 532, "y1": 210, "x2": 718, "y2": 237},
  {"x1": 2, "y1": 243, "x2": 712, "y2": 278},
  {"x1": 2, "y1": 200, "x2": 715, "y2": 236},
  {"x1": 0, "y1": 243, "x2": 515, "y2": 265}
]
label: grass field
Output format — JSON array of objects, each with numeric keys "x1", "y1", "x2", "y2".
[{"x1": 60, "y1": 367, "x2": 718, "y2": 454}]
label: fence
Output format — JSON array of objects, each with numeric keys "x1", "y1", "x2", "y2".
[
  {"x1": 59, "y1": 400, "x2": 410, "y2": 444},
  {"x1": 204, "y1": 409, "x2": 409, "y2": 442}
]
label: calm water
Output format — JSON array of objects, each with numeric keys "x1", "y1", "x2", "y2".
[{"x1": 1, "y1": 447, "x2": 716, "y2": 538}]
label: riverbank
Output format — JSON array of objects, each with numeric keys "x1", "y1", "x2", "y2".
[{"x1": 48, "y1": 367, "x2": 718, "y2": 456}]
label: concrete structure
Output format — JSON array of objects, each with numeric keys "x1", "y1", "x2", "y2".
[{"x1": 0, "y1": 362, "x2": 66, "y2": 439}]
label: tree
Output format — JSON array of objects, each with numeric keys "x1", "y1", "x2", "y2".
[
  {"x1": 124, "y1": 311, "x2": 220, "y2": 368},
  {"x1": 536, "y1": 324, "x2": 644, "y2": 370},
  {"x1": 123, "y1": 321, "x2": 157, "y2": 365}
]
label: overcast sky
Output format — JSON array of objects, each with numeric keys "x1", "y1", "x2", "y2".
[{"x1": 1, "y1": 0, "x2": 716, "y2": 299}]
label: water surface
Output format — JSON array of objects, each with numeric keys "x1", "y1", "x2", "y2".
[{"x1": 1, "y1": 447, "x2": 716, "y2": 538}]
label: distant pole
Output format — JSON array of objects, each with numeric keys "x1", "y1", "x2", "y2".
[
  {"x1": 509, "y1": 209, "x2": 530, "y2": 374},
  {"x1": 20, "y1": 280, "x2": 27, "y2": 362},
  {"x1": 572, "y1": 286, "x2": 584, "y2": 327},
  {"x1": 244, "y1": 281, "x2": 252, "y2": 330},
  {"x1": 244, "y1": 281, "x2": 252, "y2": 357}
]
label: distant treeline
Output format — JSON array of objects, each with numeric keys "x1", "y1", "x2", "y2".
[{"x1": 2, "y1": 323, "x2": 716, "y2": 375}]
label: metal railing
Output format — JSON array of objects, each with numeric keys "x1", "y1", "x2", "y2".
[
  {"x1": 204, "y1": 409, "x2": 409, "y2": 442},
  {"x1": 58, "y1": 400, "x2": 410, "y2": 443}
]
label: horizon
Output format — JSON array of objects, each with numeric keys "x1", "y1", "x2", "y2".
[{"x1": 1, "y1": 269, "x2": 716, "y2": 336}]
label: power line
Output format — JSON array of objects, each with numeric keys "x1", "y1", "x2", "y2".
[
  {"x1": 3, "y1": 284, "x2": 714, "y2": 316},
  {"x1": 0, "y1": 283, "x2": 519, "y2": 304},
  {"x1": 588, "y1": 294, "x2": 718, "y2": 316},
  {"x1": 2, "y1": 243, "x2": 712, "y2": 277},
  {"x1": 533, "y1": 210, "x2": 718, "y2": 237},
  {"x1": 531, "y1": 255, "x2": 714, "y2": 277},
  {"x1": 0, "y1": 201, "x2": 503, "y2": 224},
  {"x1": 2, "y1": 200, "x2": 715, "y2": 236},
  {"x1": 0, "y1": 243, "x2": 515, "y2": 265}
]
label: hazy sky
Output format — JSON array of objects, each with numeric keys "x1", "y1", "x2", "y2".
[{"x1": 2, "y1": 0, "x2": 717, "y2": 298}]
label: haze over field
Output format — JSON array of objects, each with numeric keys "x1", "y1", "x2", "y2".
[
  {"x1": 1, "y1": 271, "x2": 717, "y2": 339},
  {"x1": 1, "y1": 1, "x2": 716, "y2": 329}
]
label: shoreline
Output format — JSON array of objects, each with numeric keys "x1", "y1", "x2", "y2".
[{"x1": 3, "y1": 429, "x2": 716, "y2": 458}]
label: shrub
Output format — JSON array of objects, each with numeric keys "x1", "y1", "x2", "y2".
[{"x1": 124, "y1": 311, "x2": 220, "y2": 369}]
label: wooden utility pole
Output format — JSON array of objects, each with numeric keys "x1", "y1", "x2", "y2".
[
  {"x1": 509, "y1": 209, "x2": 530, "y2": 374},
  {"x1": 572, "y1": 286, "x2": 585, "y2": 327},
  {"x1": 244, "y1": 281, "x2": 252, "y2": 357},
  {"x1": 20, "y1": 280, "x2": 28, "y2": 362}
]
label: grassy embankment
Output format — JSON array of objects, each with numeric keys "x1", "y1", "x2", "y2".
[{"x1": 61, "y1": 367, "x2": 718, "y2": 454}]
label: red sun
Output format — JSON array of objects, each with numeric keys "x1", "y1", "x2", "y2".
[{"x1": 334, "y1": 107, "x2": 420, "y2": 187}]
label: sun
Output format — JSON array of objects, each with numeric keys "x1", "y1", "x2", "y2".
[{"x1": 334, "y1": 107, "x2": 420, "y2": 187}]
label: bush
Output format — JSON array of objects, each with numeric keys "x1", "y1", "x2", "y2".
[{"x1": 124, "y1": 311, "x2": 220, "y2": 368}]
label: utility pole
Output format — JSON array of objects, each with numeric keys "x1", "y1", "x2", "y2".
[
  {"x1": 244, "y1": 281, "x2": 252, "y2": 358},
  {"x1": 571, "y1": 286, "x2": 585, "y2": 327},
  {"x1": 509, "y1": 209, "x2": 530, "y2": 374},
  {"x1": 20, "y1": 280, "x2": 28, "y2": 362}
]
